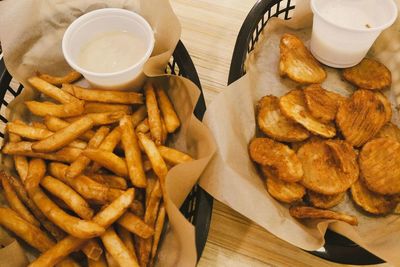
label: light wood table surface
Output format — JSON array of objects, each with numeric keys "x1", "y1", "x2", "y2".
[{"x1": 170, "y1": 0, "x2": 391, "y2": 266}]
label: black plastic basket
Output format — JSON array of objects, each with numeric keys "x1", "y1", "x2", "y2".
[
  {"x1": 228, "y1": 0, "x2": 384, "y2": 265},
  {"x1": 0, "y1": 40, "x2": 213, "y2": 260}
]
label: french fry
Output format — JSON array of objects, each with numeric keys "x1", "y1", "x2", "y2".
[
  {"x1": 131, "y1": 106, "x2": 147, "y2": 127},
  {"x1": 157, "y1": 145, "x2": 193, "y2": 165},
  {"x1": 7, "y1": 122, "x2": 53, "y2": 140},
  {"x1": 90, "y1": 127, "x2": 122, "y2": 172},
  {"x1": 156, "y1": 87, "x2": 180, "y2": 133},
  {"x1": 150, "y1": 204, "x2": 166, "y2": 265},
  {"x1": 44, "y1": 116, "x2": 95, "y2": 141},
  {"x1": 100, "y1": 227, "x2": 139, "y2": 267},
  {"x1": 65, "y1": 111, "x2": 126, "y2": 125},
  {"x1": 120, "y1": 115, "x2": 147, "y2": 188},
  {"x1": 0, "y1": 207, "x2": 55, "y2": 252},
  {"x1": 31, "y1": 122, "x2": 47, "y2": 129},
  {"x1": 129, "y1": 200, "x2": 145, "y2": 217},
  {"x1": 36, "y1": 71, "x2": 82, "y2": 86},
  {"x1": 117, "y1": 225, "x2": 138, "y2": 262},
  {"x1": 66, "y1": 126, "x2": 110, "y2": 179},
  {"x1": 24, "y1": 158, "x2": 46, "y2": 195},
  {"x1": 31, "y1": 187, "x2": 105, "y2": 238},
  {"x1": 25, "y1": 100, "x2": 85, "y2": 118},
  {"x1": 63, "y1": 84, "x2": 143, "y2": 104},
  {"x1": 29, "y1": 189, "x2": 134, "y2": 267},
  {"x1": 67, "y1": 139, "x2": 88, "y2": 149},
  {"x1": 83, "y1": 149, "x2": 128, "y2": 177},
  {"x1": 117, "y1": 212, "x2": 154, "y2": 238},
  {"x1": 40, "y1": 176, "x2": 94, "y2": 220},
  {"x1": 28, "y1": 76, "x2": 79, "y2": 103},
  {"x1": 84, "y1": 102, "x2": 132, "y2": 114},
  {"x1": 2, "y1": 176, "x2": 40, "y2": 226},
  {"x1": 0, "y1": 171, "x2": 65, "y2": 241},
  {"x1": 82, "y1": 239, "x2": 104, "y2": 261},
  {"x1": 8, "y1": 124, "x2": 29, "y2": 181},
  {"x1": 88, "y1": 253, "x2": 107, "y2": 267},
  {"x1": 145, "y1": 83, "x2": 163, "y2": 145},
  {"x1": 32, "y1": 116, "x2": 94, "y2": 152},
  {"x1": 90, "y1": 174, "x2": 128, "y2": 190},
  {"x1": 160, "y1": 117, "x2": 168, "y2": 145},
  {"x1": 136, "y1": 118, "x2": 149, "y2": 133},
  {"x1": 105, "y1": 251, "x2": 119, "y2": 267}
]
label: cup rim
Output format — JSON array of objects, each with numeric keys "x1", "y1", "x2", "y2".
[
  {"x1": 311, "y1": 0, "x2": 398, "y2": 33},
  {"x1": 62, "y1": 8, "x2": 155, "y2": 78}
]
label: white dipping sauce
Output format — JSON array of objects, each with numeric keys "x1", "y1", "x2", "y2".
[{"x1": 78, "y1": 31, "x2": 148, "y2": 73}]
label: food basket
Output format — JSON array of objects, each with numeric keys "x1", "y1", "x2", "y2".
[
  {"x1": 0, "y1": 39, "x2": 213, "y2": 261},
  {"x1": 228, "y1": 0, "x2": 384, "y2": 265}
]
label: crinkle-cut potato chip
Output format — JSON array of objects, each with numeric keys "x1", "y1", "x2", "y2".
[
  {"x1": 336, "y1": 89, "x2": 387, "y2": 147},
  {"x1": 375, "y1": 92, "x2": 392, "y2": 123},
  {"x1": 375, "y1": 122, "x2": 400, "y2": 142},
  {"x1": 279, "y1": 34, "x2": 327, "y2": 84},
  {"x1": 303, "y1": 84, "x2": 346, "y2": 123},
  {"x1": 307, "y1": 190, "x2": 345, "y2": 209},
  {"x1": 279, "y1": 89, "x2": 336, "y2": 138},
  {"x1": 343, "y1": 58, "x2": 392, "y2": 90},
  {"x1": 351, "y1": 178, "x2": 397, "y2": 215},
  {"x1": 249, "y1": 138, "x2": 303, "y2": 182},
  {"x1": 261, "y1": 166, "x2": 305, "y2": 204},
  {"x1": 289, "y1": 206, "x2": 358, "y2": 226},
  {"x1": 257, "y1": 95, "x2": 310, "y2": 142},
  {"x1": 297, "y1": 139, "x2": 359, "y2": 195},
  {"x1": 360, "y1": 138, "x2": 400, "y2": 195}
]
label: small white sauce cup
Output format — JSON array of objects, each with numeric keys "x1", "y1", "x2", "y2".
[
  {"x1": 62, "y1": 8, "x2": 154, "y2": 90},
  {"x1": 310, "y1": 0, "x2": 398, "y2": 68}
]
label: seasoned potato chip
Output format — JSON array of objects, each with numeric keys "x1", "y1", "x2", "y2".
[
  {"x1": 360, "y1": 138, "x2": 400, "y2": 195},
  {"x1": 351, "y1": 178, "x2": 396, "y2": 215},
  {"x1": 279, "y1": 89, "x2": 336, "y2": 138},
  {"x1": 343, "y1": 58, "x2": 391, "y2": 90},
  {"x1": 307, "y1": 190, "x2": 345, "y2": 209},
  {"x1": 375, "y1": 122, "x2": 400, "y2": 142},
  {"x1": 249, "y1": 138, "x2": 303, "y2": 182},
  {"x1": 336, "y1": 90, "x2": 387, "y2": 147},
  {"x1": 303, "y1": 84, "x2": 346, "y2": 123},
  {"x1": 279, "y1": 34, "x2": 326, "y2": 84},
  {"x1": 297, "y1": 139, "x2": 359, "y2": 195},
  {"x1": 289, "y1": 206, "x2": 358, "y2": 225},
  {"x1": 261, "y1": 166, "x2": 305, "y2": 204},
  {"x1": 257, "y1": 95, "x2": 310, "y2": 142}
]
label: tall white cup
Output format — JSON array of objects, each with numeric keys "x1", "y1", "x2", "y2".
[{"x1": 310, "y1": 0, "x2": 398, "y2": 68}]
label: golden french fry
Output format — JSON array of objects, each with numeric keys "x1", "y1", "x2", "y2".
[
  {"x1": 88, "y1": 253, "x2": 107, "y2": 267},
  {"x1": 105, "y1": 251, "x2": 119, "y2": 267},
  {"x1": 84, "y1": 102, "x2": 133, "y2": 114},
  {"x1": 7, "y1": 122, "x2": 53, "y2": 140},
  {"x1": 117, "y1": 225, "x2": 138, "y2": 262},
  {"x1": 150, "y1": 204, "x2": 166, "y2": 265},
  {"x1": 31, "y1": 187, "x2": 105, "y2": 238},
  {"x1": 0, "y1": 207, "x2": 55, "y2": 252},
  {"x1": 131, "y1": 106, "x2": 147, "y2": 127},
  {"x1": 82, "y1": 239, "x2": 104, "y2": 261},
  {"x1": 31, "y1": 122, "x2": 48, "y2": 129},
  {"x1": 29, "y1": 189, "x2": 134, "y2": 267},
  {"x1": 66, "y1": 111, "x2": 126, "y2": 125},
  {"x1": 66, "y1": 126, "x2": 110, "y2": 179},
  {"x1": 146, "y1": 173, "x2": 158, "y2": 207},
  {"x1": 120, "y1": 115, "x2": 147, "y2": 188},
  {"x1": 2, "y1": 176, "x2": 40, "y2": 226},
  {"x1": 101, "y1": 227, "x2": 139, "y2": 267},
  {"x1": 28, "y1": 76, "x2": 79, "y2": 103},
  {"x1": 145, "y1": 83, "x2": 163, "y2": 145},
  {"x1": 44, "y1": 116, "x2": 95, "y2": 141},
  {"x1": 67, "y1": 139, "x2": 88, "y2": 149},
  {"x1": 24, "y1": 158, "x2": 46, "y2": 195},
  {"x1": 117, "y1": 212, "x2": 154, "y2": 238},
  {"x1": 63, "y1": 84, "x2": 143, "y2": 104},
  {"x1": 32, "y1": 116, "x2": 94, "y2": 152},
  {"x1": 36, "y1": 71, "x2": 82, "y2": 86},
  {"x1": 160, "y1": 116, "x2": 168, "y2": 145},
  {"x1": 25, "y1": 100, "x2": 85, "y2": 118},
  {"x1": 90, "y1": 174, "x2": 128, "y2": 190},
  {"x1": 40, "y1": 176, "x2": 94, "y2": 220},
  {"x1": 156, "y1": 87, "x2": 180, "y2": 133},
  {"x1": 157, "y1": 146, "x2": 193, "y2": 165},
  {"x1": 136, "y1": 118, "x2": 150, "y2": 133},
  {"x1": 8, "y1": 124, "x2": 29, "y2": 182},
  {"x1": 129, "y1": 200, "x2": 145, "y2": 217},
  {"x1": 83, "y1": 149, "x2": 128, "y2": 177},
  {"x1": 145, "y1": 181, "x2": 162, "y2": 227},
  {"x1": 138, "y1": 237, "x2": 152, "y2": 267}
]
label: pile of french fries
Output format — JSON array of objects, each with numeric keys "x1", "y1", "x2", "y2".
[{"x1": 0, "y1": 72, "x2": 194, "y2": 267}]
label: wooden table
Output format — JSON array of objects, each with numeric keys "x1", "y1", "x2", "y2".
[{"x1": 170, "y1": 0, "x2": 391, "y2": 266}]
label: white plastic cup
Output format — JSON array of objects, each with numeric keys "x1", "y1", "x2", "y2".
[
  {"x1": 310, "y1": 0, "x2": 398, "y2": 68},
  {"x1": 62, "y1": 8, "x2": 154, "y2": 90}
]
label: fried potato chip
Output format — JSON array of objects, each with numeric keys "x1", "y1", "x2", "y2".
[
  {"x1": 289, "y1": 206, "x2": 358, "y2": 225},
  {"x1": 351, "y1": 178, "x2": 396, "y2": 215},
  {"x1": 375, "y1": 92, "x2": 392, "y2": 123},
  {"x1": 307, "y1": 190, "x2": 345, "y2": 209},
  {"x1": 249, "y1": 138, "x2": 303, "y2": 182},
  {"x1": 375, "y1": 122, "x2": 400, "y2": 142},
  {"x1": 297, "y1": 139, "x2": 359, "y2": 195},
  {"x1": 279, "y1": 33, "x2": 326, "y2": 84},
  {"x1": 256, "y1": 95, "x2": 310, "y2": 142},
  {"x1": 303, "y1": 84, "x2": 346, "y2": 123},
  {"x1": 261, "y1": 166, "x2": 305, "y2": 203},
  {"x1": 343, "y1": 58, "x2": 391, "y2": 90},
  {"x1": 336, "y1": 90, "x2": 387, "y2": 147},
  {"x1": 279, "y1": 89, "x2": 336, "y2": 137},
  {"x1": 360, "y1": 138, "x2": 400, "y2": 195}
]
